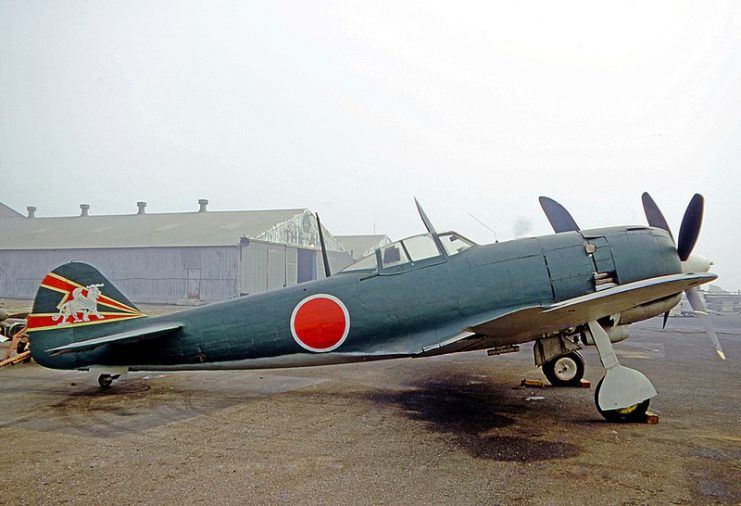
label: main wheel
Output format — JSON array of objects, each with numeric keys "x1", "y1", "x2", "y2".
[
  {"x1": 595, "y1": 378, "x2": 650, "y2": 422},
  {"x1": 98, "y1": 374, "x2": 113, "y2": 388},
  {"x1": 543, "y1": 352, "x2": 584, "y2": 387}
]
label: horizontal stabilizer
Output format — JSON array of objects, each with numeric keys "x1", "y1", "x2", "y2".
[{"x1": 47, "y1": 321, "x2": 182, "y2": 356}]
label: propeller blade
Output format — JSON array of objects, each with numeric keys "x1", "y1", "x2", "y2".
[
  {"x1": 677, "y1": 194, "x2": 704, "y2": 261},
  {"x1": 662, "y1": 311, "x2": 670, "y2": 329},
  {"x1": 538, "y1": 196, "x2": 580, "y2": 233},
  {"x1": 641, "y1": 192, "x2": 674, "y2": 240},
  {"x1": 686, "y1": 287, "x2": 725, "y2": 360}
]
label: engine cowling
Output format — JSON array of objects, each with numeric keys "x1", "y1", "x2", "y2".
[
  {"x1": 581, "y1": 324, "x2": 630, "y2": 345},
  {"x1": 618, "y1": 293, "x2": 682, "y2": 325}
]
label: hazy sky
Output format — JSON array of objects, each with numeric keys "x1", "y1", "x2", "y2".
[{"x1": 2, "y1": 1, "x2": 740, "y2": 289}]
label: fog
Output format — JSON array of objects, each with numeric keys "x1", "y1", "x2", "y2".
[{"x1": 2, "y1": 1, "x2": 740, "y2": 289}]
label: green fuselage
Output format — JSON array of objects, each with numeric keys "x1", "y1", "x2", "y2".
[{"x1": 31, "y1": 226, "x2": 680, "y2": 371}]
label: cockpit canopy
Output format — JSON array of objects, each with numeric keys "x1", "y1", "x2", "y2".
[{"x1": 341, "y1": 232, "x2": 476, "y2": 273}]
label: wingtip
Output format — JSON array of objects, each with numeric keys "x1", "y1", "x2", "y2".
[{"x1": 717, "y1": 350, "x2": 726, "y2": 360}]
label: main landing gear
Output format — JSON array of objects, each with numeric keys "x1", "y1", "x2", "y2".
[
  {"x1": 542, "y1": 352, "x2": 585, "y2": 387},
  {"x1": 587, "y1": 321, "x2": 656, "y2": 422},
  {"x1": 594, "y1": 378, "x2": 650, "y2": 422},
  {"x1": 536, "y1": 323, "x2": 655, "y2": 421}
]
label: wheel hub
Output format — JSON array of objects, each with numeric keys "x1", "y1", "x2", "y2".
[{"x1": 554, "y1": 357, "x2": 578, "y2": 381}]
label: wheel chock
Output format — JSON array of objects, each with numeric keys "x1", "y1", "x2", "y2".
[
  {"x1": 644, "y1": 411, "x2": 660, "y2": 424},
  {"x1": 520, "y1": 378, "x2": 591, "y2": 389},
  {"x1": 521, "y1": 378, "x2": 547, "y2": 388}
]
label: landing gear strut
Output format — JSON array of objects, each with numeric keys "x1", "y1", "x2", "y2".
[
  {"x1": 542, "y1": 352, "x2": 584, "y2": 387},
  {"x1": 587, "y1": 321, "x2": 656, "y2": 422}
]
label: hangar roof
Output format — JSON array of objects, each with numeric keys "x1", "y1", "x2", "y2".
[
  {"x1": 0, "y1": 203, "x2": 23, "y2": 219},
  {"x1": 335, "y1": 235, "x2": 392, "y2": 260},
  {"x1": 0, "y1": 208, "x2": 345, "y2": 250}
]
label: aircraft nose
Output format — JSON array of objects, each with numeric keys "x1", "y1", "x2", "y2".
[{"x1": 681, "y1": 254, "x2": 712, "y2": 273}]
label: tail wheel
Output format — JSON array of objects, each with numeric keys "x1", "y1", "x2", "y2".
[
  {"x1": 542, "y1": 351, "x2": 584, "y2": 387},
  {"x1": 595, "y1": 378, "x2": 650, "y2": 422},
  {"x1": 98, "y1": 374, "x2": 113, "y2": 388}
]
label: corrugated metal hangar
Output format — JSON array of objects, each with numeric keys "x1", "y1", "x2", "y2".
[
  {"x1": 0, "y1": 200, "x2": 354, "y2": 304},
  {"x1": 334, "y1": 235, "x2": 392, "y2": 261}
]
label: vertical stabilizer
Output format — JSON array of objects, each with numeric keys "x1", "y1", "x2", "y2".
[{"x1": 26, "y1": 262, "x2": 147, "y2": 368}]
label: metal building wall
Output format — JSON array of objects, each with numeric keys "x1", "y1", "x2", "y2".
[
  {"x1": 0, "y1": 243, "x2": 353, "y2": 303},
  {"x1": 238, "y1": 241, "x2": 353, "y2": 296},
  {"x1": 320, "y1": 251, "x2": 354, "y2": 278},
  {"x1": 239, "y1": 241, "x2": 299, "y2": 295},
  {"x1": 0, "y1": 246, "x2": 239, "y2": 304}
]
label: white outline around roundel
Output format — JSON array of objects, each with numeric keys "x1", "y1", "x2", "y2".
[{"x1": 290, "y1": 293, "x2": 351, "y2": 352}]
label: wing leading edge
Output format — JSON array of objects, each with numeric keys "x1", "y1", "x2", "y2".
[{"x1": 417, "y1": 272, "x2": 716, "y2": 356}]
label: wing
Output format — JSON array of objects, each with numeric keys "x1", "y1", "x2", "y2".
[
  {"x1": 47, "y1": 321, "x2": 183, "y2": 356},
  {"x1": 418, "y1": 272, "x2": 715, "y2": 356}
]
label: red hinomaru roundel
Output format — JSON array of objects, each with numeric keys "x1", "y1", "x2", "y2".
[{"x1": 290, "y1": 294, "x2": 350, "y2": 352}]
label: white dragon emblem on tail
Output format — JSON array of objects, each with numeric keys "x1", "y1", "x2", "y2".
[{"x1": 53, "y1": 284, "x2": 104, "y2": 326}]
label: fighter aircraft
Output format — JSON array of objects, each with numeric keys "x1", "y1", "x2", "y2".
[{"x1": 24, "y1": 193, "x2": 722, "y2": 422}]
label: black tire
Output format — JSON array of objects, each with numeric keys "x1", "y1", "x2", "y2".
[
  {"x1": 98, "y1": 374, "x2": 113, "y2": 388},
  {"x1": 595, "y1": 378, "x2": 650, "y2": 422},
  {"x1": 16, "y1": 340, "x2": 27, "y2": 354},
  {"x1": 543, "y1": 352, "x2": 585, "y2": 387}
]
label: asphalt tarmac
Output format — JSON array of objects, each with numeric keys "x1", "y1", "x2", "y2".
[{"x1": 1, "y1": 312, "x2": 739, "y2": 505}]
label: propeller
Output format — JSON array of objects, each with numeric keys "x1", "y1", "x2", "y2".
[
  {"x1": 676, "y1": 194, "x2": 703, "y2": 262},
  {"x1": 641, "y1": 193, "x2": 673, "y2": 240},
  {"x1": 538, "y1": 196, "x2": 580, "y2": 233},
  {"x1": 686, "y1": 288, "x2": 725, "y2": 360},
  {"x1": 641, "y1": 192, "x2": 724, "y2": 360}
]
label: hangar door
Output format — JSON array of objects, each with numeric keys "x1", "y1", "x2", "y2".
[
  {"x1": 239, "y1": 242, "x2": 298, "y2": 295},
  {"x1": 297, "y1": 249, "x2": 316, "y2": 283}
]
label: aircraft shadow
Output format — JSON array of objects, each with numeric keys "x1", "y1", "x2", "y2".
[{"x1": 364, "y1": 374, "x2": 580, "y2": 463}]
